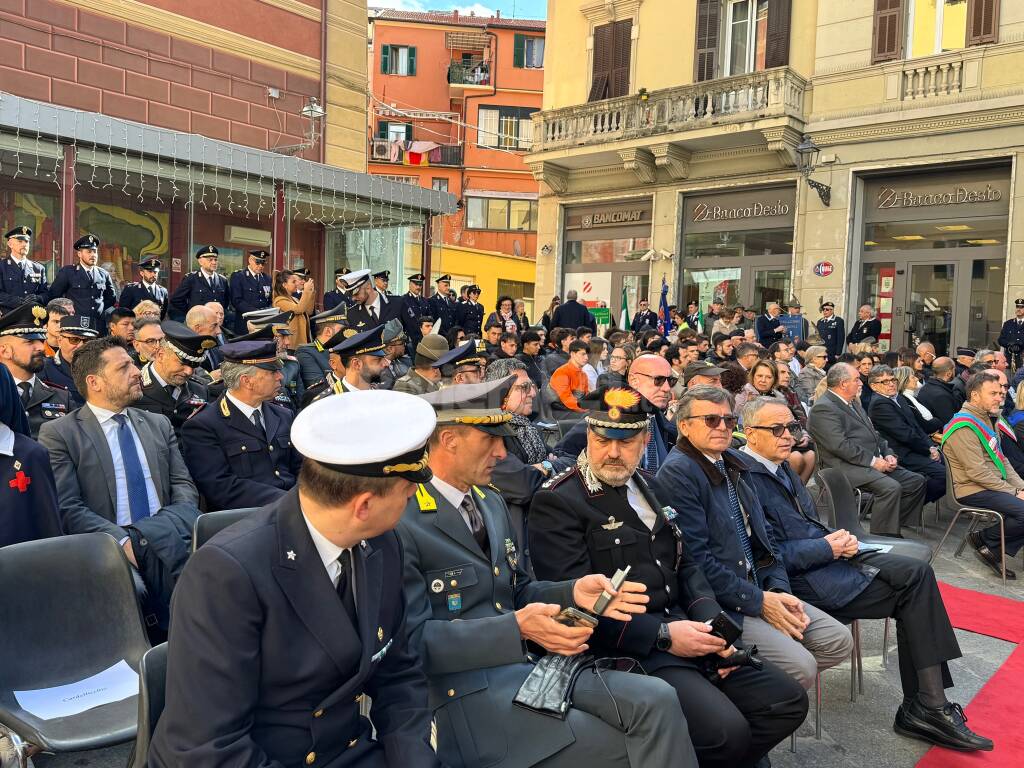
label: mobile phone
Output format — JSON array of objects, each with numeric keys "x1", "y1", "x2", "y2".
[
  {"x1": 592, "y1": 566, "x2": 631, "y2": 616},
  {"x1": 707, "y1": 611, "x2": 742, "y2": 647},
  {"x1": 554, "y1": 606, "x2": 599, "y2": 628}
]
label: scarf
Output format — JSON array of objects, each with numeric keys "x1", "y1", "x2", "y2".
[
  {"x1": 941, "y1": 411, "x2": 1007, "y2": 479},
  {"x1": 509, "y1": 414, "x2": 548, "y2": 464}
]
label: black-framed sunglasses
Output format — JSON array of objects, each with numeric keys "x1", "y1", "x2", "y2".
[
  {"x1": 683, "y1": 414, "x2": 738, "y2": 430},
  {"x1": 634, "y1": 371, "x2": 679, "y2": 388},
  {"x1": 748, "y1": 421, "x2": 801, "y2": 438}
]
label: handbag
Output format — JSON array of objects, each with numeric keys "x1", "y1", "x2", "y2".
[{"x1": 512, "y1": 652, "x2": 596, "y2": 719}]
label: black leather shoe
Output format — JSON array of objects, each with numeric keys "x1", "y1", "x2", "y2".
[
  {"x1": 968, "y1": 531, "x2": 1016, "y2": 580},
  {"x1": 894, "y1": 700, "x2": 994, "y2": 752}
]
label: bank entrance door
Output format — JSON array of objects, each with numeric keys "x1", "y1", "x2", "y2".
[
  {"x1": 861, "y1": 251, "x2": 1005, "y2": 355},
  {"x1": 680, "y1": 256, "x2": 792, "y2": 317}
]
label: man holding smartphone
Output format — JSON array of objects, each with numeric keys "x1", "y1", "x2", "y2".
[{"x1": 530, "y1": 387, "x2": 807, "y2": 768}]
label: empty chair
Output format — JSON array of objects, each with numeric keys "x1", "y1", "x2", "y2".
[
  {"x1": 0, "y1": 533, "x2": 150, "y2": 764},
  {"x1": 192, "y1": 508, "x2": 259, "y2": 552},
  {"x1": 129, "y1": 643, "x2": 167, "y2": 768}
]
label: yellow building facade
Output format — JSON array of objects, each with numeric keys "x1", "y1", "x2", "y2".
[{"x1": 529, "y1": 0, "x2": 1023, "y2": 355}]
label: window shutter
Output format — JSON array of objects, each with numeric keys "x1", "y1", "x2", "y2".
[
  {"x1": 405, "y1": 124, "x2": 413, "y2": 141},
  {"x1": 513, "y1": 34, "x2": 526, "y2": 68},
  {"x1": 589, "y1": 23, "x2": 614, "y2": 101},
  {"x1": 871, "y1": 0, "x2": 904, "y2": 64},
  {"x1": 764, "y1": 0, "x2": 792, "y2": 68},
  {"x1": 694, "y1": 0, "x2": 720, "y2": 82},
  {"x1": 608, "y1": 19, "x2": 632, "y2": 98},
  {"x1": 967, "y1": 0, "x2": 999, "y2": 46},
  {"x1": 518, "y1": 117, "x2": 533, "y2": 149},
  {"x1": 408, "y1": 47, "x2": 417, "y2": 75},
  {"x1": 381, "y1": 45, "x2": 391, "y2": 74},
  {"x1": 377, "y1": 121, "x2": 388, "y2": 139},
  {"x1": 478, "y1": 108, "x2": 499, "y2": 147}
]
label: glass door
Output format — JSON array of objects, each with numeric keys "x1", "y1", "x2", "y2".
[
  {"x1": 681, "y1": 266, "x2": 741, "y2": 318},
  {"x1": 751, "y1": 268, "x2": 790, "y2": 314},
  {"x1": 906, "y1": 263, "x2": 955, "y2": 356}
]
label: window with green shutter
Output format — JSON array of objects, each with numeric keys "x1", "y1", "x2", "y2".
[
  {"x1": 513, "y1": 34, "x2": 544, "y2": 68},
  {"x1": 513, "y1": 34, "x2": 526, "y2": 67},
  {"x1": 381, "y1": 45, "x2": 391, "y2": 74},
  {"x1": 380, "y1": 44, "x2": 416, "y2": 76}
]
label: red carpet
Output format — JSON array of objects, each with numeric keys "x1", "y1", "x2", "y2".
[{"x1": 915, "y1": 583, "x2": 1024, "y2": 767}]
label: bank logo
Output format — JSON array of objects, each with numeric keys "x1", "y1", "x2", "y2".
[
  {"x1": 693, "y1": 203, "x2": 710, "y2": 222},
  {"x1": 582, "y1": 215, "x2": 593, "y2": 228},
  {"x1": 692, "y1": 200, "x2": 789, "y2": 223},
  {"x1": 877, "y1": 185, "x2": 1002, "y2": 210}
]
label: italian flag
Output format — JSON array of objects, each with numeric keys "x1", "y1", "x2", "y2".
[{"x1": 619, "y1": 286, "x2": 629, "y2": 329}]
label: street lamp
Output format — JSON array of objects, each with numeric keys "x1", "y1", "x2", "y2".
[{"x1": 795, "y1": 135, "x2": 831, "y2": 207}]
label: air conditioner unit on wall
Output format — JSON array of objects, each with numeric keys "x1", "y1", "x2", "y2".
[
  {"x1": 371, "y1": 139, "x2": 391, "y2": 160},
  {"x1": 225, "y1": 226, "x2": 272, "y2": 247}
]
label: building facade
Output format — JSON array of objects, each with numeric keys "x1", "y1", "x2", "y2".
[
  {"x1": 368, "y1": 8, "x2": 544, "y2": 315},
  {"x1": 529, "y1": 0, "x2": 1019, "y2": 355}
]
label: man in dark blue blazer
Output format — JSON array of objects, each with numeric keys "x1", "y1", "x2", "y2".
[
  {"x1": 228, "y1": 250, "x2": 273, "y2": 335},
  {"x1": 815, "y1": 302, "x2": 845, "y2": 363},
  {"x1": 755, "y1": 303, "x2": 785, "y2": 347},
  {"x1": 150, "y1": 390, "x2": 440, "y2": 768},
  {"x1": 180, "y1": 341, "x2": 302, "y2": 511},
  {"x1": 47, "y1": 234, "x2": 116, "y2": 333},
  {"x1": 41, "y1": 314, "x2": 100, "y2": 407},
  {"x1": 0, "y1": 226, "x2": 48, "y2": 312},
  {"x1": 740, "y1": 396, "x2": 992, "y2": 753},
  {"x1": 653, "y1": 385, "x2": 853, "y2": 691},
  {"x1": 550, "y1": 289, "x2": 596, "y2": 334},
  {"x1": 169, "y1": 245, "x2": 228, "y2": 321},
  {"x1": 118, "y1": 256, "x2": 168, "y2": 318}
]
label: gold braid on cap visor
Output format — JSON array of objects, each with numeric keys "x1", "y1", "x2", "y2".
[
  {"x1": 433, "y1": 410, "x2": 513, "y2": 426},
  {"x1": 383, "y1": 455, "x2": 429, "y2": 474},
  {"x1": 584, "y1": 414, "x2": 650, "y2": 430}
]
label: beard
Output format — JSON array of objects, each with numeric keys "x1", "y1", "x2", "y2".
[
  {"x1": 24, "y1": 351, "x2": 46, "y2": 373},
  {"x1": 590, "y1": 457, "x2": 637, "y2": 487}
]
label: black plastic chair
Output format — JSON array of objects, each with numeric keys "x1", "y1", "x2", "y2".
[
  {"x1": 128, "y1": 643, "x2": 167, "y2": 768},
  {"x1": 191, "y1": 508, "x2": 259, "y2": 553},
  {"x1": 0, "y1": 533, "x2": 150, "y2": 765}
]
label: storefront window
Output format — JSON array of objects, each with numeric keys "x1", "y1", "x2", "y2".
[
  {"x1": 969, "y1": 258, "x2": 1005, "y2": 350},
  {"x1": 682, "y1": 228, "x2": 792, "y2": 260},
  {"x1": 864, "y1": 215, "x2": 1007, "y2": 251},
  {"x1": 752, "y1": 268, "x2": 790, "y2": 312},
  {"x1": 682, "y1": 267, "x2": 742, "y2": 315},
  {"x1": 565, "y1": 237, "x2": 650, "y2": 265}
]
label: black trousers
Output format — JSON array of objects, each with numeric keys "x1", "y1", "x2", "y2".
[
  {"x1": 653, "y1": 659, "x2": 807, "y2": 768},
  {"x1": 827, "y1": 553, "x2": 960, "y2": 698}
]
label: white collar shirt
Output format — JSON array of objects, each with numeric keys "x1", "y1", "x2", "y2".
[
  {"x1": 625, "y1": 477, "x2": 658, "y2": 530},
  {"x1": 149, "y1": 365, "x2": 178, "y2": 400},
  {"x1": 85, "y1": 403, "x2": 161, "y2": 526},
  {"x1": 302, "y1": 512, "x2": 356, "y2": 601},
  {"x1": 225, "y1": 390, "x2": 262, "y2": 425},
  {"x1": 0, "y1": 422, "x2": 14, "y2": 456},
  {"x1": 430, "y1": 475, "x2": 476, "y2": 532}
]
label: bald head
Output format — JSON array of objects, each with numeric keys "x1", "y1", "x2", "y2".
[
  {"x1": 628, "y1": 352, "x2": 673, "y2": 411},
  {"x1": 931, "y1": 357, "x2": 955, "y2": 381},
  {"x1": 185, "y1": 305, "x2": 216, "y2": 336}
]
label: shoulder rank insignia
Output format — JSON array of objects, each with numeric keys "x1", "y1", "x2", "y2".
[
  {"x1": 541, "y1": 466, "x2": 574, "y2": 490},
  {"x1": 504, "y1": 538, "x2": 519, "y2": 570},
  {"x1": 415, "y1": 483, "x2": 437, "y2": 512}
]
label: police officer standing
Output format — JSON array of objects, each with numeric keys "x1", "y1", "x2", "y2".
[
  {"x1": 41, "y1": 315, "x2": 99, "y2": 406},
  {"x1": 816, "y1": 301, "x2": 846, "y2": 363},
  {"x1": 373, "y1": 269, "x2": 391, "y2": 297},
  {"x1": 429, "y1": 274, "x2": 458, "y2": 334},
  {"x1": 169, "y1": 245, "x2": 228, "y2": 320},
  {"x1": 631, "y1": 298, "x2": 658, "y2": 332},
  {"x1": 228, "y1": 250, "x2": 273, "y2": 335},
  {"x1": 134, "y1": 321, "x2": 217, "y2": 441},
  {"x1": 0, "y1": 226, "x2": 49, "y2": 312},
  {"x1": 400, "y1": 273, "x2": 429, "y2": 345},
  {"x1": 48, "y1": 234, "x2": 117, "y2": 333},
  {"x1": 0, "y1": 302, "x2": 72, "y2": 438},
  {"x1": 998, "y1": 298, "x2": 1024, "y2": 372},
  {"x1": 119, "y1": 256, "x2": 168, "y2": 318},
  {"x1": 323, "y1": 267, "x2": 352, "y2": 312},
  {"x1": 150, "y1": 390, "x2": 440, "y2": 768},
  {"x1": 456, "y1": 284, "x2": 485, "y2": 337}
]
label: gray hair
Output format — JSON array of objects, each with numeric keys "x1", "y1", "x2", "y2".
[
  {"x1": 892, "y1": 365, "x2": 915, "y2": 392},
  {"x1": 485, "y1": 357, "x2": 526, "y2": 381},
  {"x1": 975, "y1": 349, "x2": 996, "y2": 364},
  {"x1": 185, "y1": 304, "x2": 213, "y2": 331},
  {"x1": 859, "y1": 304, "x2": 877, "y2": 318},
  {"x1": 805, "y1": 344, "x2": 826, "y2": 362},
  {"x1": 566, "y1": 289, "x2": 578, "y2": 301},
  {"x1": 676, "y1": 384, "x2": 734, "y2": 421},
  {"x1": 740, "y1": 395, "x2": 791, "y2": 428},
  {"x1": 133, "y1": 316, "x2": 161, "y2": 331},
  {"x1": 221, "y1": 360, "x2": 263, "y2": 390},
  {"x1": 867, "y1": 364, "x2": 894, "y2": 385},
  {"x1": 826, "y1": 362, "x2": 857, "y2": 389}
]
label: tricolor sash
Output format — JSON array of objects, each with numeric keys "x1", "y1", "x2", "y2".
[{"x1": 942, "y1": 411, "x2": 1007, "y2": 479}]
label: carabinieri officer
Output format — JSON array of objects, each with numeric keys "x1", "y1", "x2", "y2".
[
  {"x1": 0, "y1": 226, "x2": 49, "y2": 311},
  {"x1": 48, "y1": 234, "x2": 117, "y2": 333},
  {"x1": 169, "y1": 245, "x2": 229, "y2": 320},
  {"x1": 150, "y1": 389, "x2": 440, "y2": 768},
  {"x1": 228, "y1": 249, "x2": 273, "y2": 335}
]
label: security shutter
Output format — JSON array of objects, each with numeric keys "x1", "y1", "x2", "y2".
[
  {"x1": 967, "y1": 0, "x2": 999, "y2": 46},
  {"x1": 871, "y1": 0, "x2": 904, "y2": 64},
  {"x1": 608, "y1": 19, "x2": 632, "y2": 98},
  {"x1": 764, "y1": 0, "x2": 792, "y2": 68},
  {"x1": 694, "y1": 0, "x2": 720, "y2": 81},
  {"x1": 588, "y1": 22, "x2": 614, "y2": 101}
]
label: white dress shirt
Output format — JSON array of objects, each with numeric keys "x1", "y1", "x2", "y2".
[
  {"x1": 625, "y1": 478, "x2": 658, "y2": 530},
  {"x1": 85, "y1": 403, "x2": 161, "y2": 526},
  {"x1": 430, "y1": 475, "x2": 476, "y2": 533},
  {"x1": 225, "y1": 390, "x2": 263, "y2": 426},
  {"x1": 149, "y1": 365, "x2": 177, "y2": 401},
  {"x1": 302, "y1": 513, "x2": 356, "y2": 604},
  {"x1": 0, "y1": 422, "x2": 14, "y2": 456}
]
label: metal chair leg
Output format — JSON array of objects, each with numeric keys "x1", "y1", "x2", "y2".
[
  {"x1": 0, "y1": 729, "x2": 30, "y2": 768},
  {"x1": 849, "y1": 625, "x2": 857, "y2": 703},
  {"x1": 999, "y1": 516, "x2": 1007, "y2": 587},
  {"x1": 814, "y1": 670, "x2": 822, "y2": 740},
  {"x1": 790, "y1": 731, "x2": 796, "y2": 753},
  {"x1": 954, "y1": 517, "x2": 981, "y2": 558},
  {"x1": 854, "y1": 620, "x2": 864, "y2": 695},
  {"x1": 882, "y1": 617, "x2": 891, "y2": 669},
  {"x1": 931, "y1": 509, "x2": 965, "y2": 563}
]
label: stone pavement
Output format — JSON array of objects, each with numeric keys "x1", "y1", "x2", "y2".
[{"x1": 34, "y1": 504, "x2": 1024, "y2": 768}]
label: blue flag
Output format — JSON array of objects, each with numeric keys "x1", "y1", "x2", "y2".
[{"x1": 658, "y1": 277, "x2": 674, "y2": 336}]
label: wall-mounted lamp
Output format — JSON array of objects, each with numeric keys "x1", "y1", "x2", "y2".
[
  {"x1": 638, "y1": 87, "x2": 649, "y2": 102},
  {"x1": 273, "y1": 97, "x2": 327, "y2": 156},
  {"x1": 795, "y1": 135, "x2": 831, "y2": 207}
]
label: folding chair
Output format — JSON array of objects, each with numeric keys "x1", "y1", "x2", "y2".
[
  {"x1": 128, "y1": 643, "x2": 167, "y2": 768},
  {"x1": 931, "y1": 463, "x2": 1009, "y2": 585},
  {"x1": 0, "y1": 533, "x2": 150, "y2": 766},
  {"x1": 191, "y1": 508, "x2": 259, "y2": 553}
]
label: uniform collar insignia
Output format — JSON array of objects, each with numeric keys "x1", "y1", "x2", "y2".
[{"x1": 575, "y1": 451, "x2": 603, "y2": 495}]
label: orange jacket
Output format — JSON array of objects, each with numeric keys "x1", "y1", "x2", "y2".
[{"x1": 550, "y1": 362, "x2": 589, "y2": 412}]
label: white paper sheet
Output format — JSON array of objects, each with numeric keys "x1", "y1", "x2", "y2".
[{"x1": 14, "y1": 660, "x2": 138, "y2": 721}]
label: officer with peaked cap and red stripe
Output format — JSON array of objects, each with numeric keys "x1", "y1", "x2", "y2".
[{"x1": 0, "y1": 226, "x2": 48, "y2": 312}]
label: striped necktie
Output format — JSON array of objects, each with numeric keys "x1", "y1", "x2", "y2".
[{"x1": 715, "y1": 459, "x2": 756, "y2": 578}]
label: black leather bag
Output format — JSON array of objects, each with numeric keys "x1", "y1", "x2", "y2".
[{"x1": 513, "y1": 653, "x2": 596, "y2": 719}]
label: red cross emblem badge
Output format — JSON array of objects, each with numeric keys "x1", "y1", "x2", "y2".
[{"x1": 8, "y1": 471, "x2": 31, "y2": 493}]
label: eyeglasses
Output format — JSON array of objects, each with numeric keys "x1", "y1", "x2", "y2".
[
  {"x1": 610, "y1": 354, "x2": 629, "y2": 362},
  {"x1": 874, "y1": 378, "x2": 897, "y2": 385},
  {"x1": 748, "y1": 421, "x2": 801, "y2": 438},
  {"x1": 61, "y1": 335, "x2": 88, "y2": 346},
  {"x1": 136, "y1": 336, "x2": 164, "y2": 346},
  {"x1": 634, "y1": 371, "x2": 679, "y2": 388},
  {"x1": 683, "y1": 414, "x2": 738, "y2": 430},
  {"x1": 511, "y1": 382, "x2": 536, "y2": 393}
]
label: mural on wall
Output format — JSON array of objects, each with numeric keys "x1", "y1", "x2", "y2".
[
  {"x1": 77, "y1": 202, "x2": 169, "y2": 288},
  {"x1": 4, "y1": 192, "x2": 60, "y2": 272}
]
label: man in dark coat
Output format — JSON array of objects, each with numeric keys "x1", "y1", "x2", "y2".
[
  {"x1": 550, "y1": 289, "x2": 596, "y2": 334},
  {"x1": 346, "y1": 269, "x2": 401, "y2": 331},
  {"x1": 227, "y1": 250, "x2": 273, "y2": 335},
  {"x1": 323, "y1": 267, "x2": 353, "y2": 312},
  {"x1": 755, "y1": 303, "x2": 786, "y2": 347},
  {"x1": 998, "y1": 298, "x2": 1024, "y2": 371},
  {"x1": 399, "y1": 273, "x2": 430, "y2": 345},
  {"x1": 150, "y1": 390, "x2": 440, "y2": 768},
  {"x1": 630, "y1": 298, "x2": 658, "y2": 332},
  {"x1": 815, "y1": 301, "x2": 845, "y2": 363},
  {"x1": 0, "y1": 226, "x2": 49, "y2": 311},
  {"x1": 48, "y1": 234, "x2": 117, "y2": 333},
  {"x1": 916, "y1": 357, "x2": 962, "y2": 426},
  {"x1": 296, "y1": 307, "x2": 348, "y2": 388},
  {"x1": 427, "y1": 274, "x2": 458, "y2": 334},
  {"x1": 180, "y1": 341, "x2": 302, "y2": 511},
  {"x1": 741, "y1": 396, "x2": 992, "y2": 753},
  {"x1": 846, "y1": 305, "x2": 882, "y2": 347},
  {"x1": 169, "y1": 246, "x2": 229, "y2": 321},
  {"x1": 455, "y1": 284, "x2": 485, "y2": 336},
  {"x1": 41, "y1": 314, "x2": 100, "y2": 407},
  {"x1": 118, "y1": 256, "x2": 169, "y2": 318},
  {"x1": 531, "y1": 387, "x2": 807, "y2": 768}
]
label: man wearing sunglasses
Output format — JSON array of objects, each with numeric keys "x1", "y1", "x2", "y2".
[
  {"x1": 654, "y1": 386, "x2": 854, "y2": 693},
  {"x1": 741, "y1": 397, "x2": 992, "y2": 753},
  {"x1": 40, "y1": 314, "x2": 99, "y2": 407}
]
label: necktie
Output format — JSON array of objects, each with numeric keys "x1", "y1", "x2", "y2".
[
  {"x1": 111, "y1": 414, "x2": 152, "y2": 523},
  {"x1": 370, "y1": 305, "x2": 378, "y2": 321},
  {"x1": 252, "y1": 408, "x2": 265, "y2": 436},
  {"x1": 461, "y1": 494, "x2": 490, "y2": 556},
  {"x1": 18, "y1": 381, "x2": 30, "y2": 407},
  {"x1": 336, "y1": 550, "x2": 358, "y2": 628},
  {"x1": 776, "y1": 465, "x2": 795, "y2": 495},
  {"x1": 644, "y1": 421, "x2": 660, "y2": 471},
  {"x1": 164, "y1": 384, "x2": 178, "y2": 402},
  {"x1": 715, "y1": 459, "x2": 756, "y2": 578}
]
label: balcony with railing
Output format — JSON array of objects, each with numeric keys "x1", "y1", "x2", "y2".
[
  {"x1": 369, "y1": 138, "x2": 464, "y2": 167},
  {"x1": 529, "y1": 67, "x2": 808, "y2": 157},
  {"x1": 448, "y1": 58, "x2": 492, "y2": 89}
]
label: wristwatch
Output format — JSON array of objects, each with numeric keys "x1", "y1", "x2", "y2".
[
  {"x1": 656, "y1": 623, "x2": 672, "y2": 652},
  {"x1": 541, "y1": 460, "x2": 554, "y2": 476}
]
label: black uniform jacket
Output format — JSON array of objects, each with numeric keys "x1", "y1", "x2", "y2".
[
  {"x1": 229, "y1": 269, "x2": 273, "y2": 334},
  {"x1": 1, "y1": 433, "x2": 62, "y2": 547},
  {"x1": 169, "y1": 271, "x2": 228, "y2": 319},
  {"x1": 119, "y1": 281, "x2": 169, "y2": 318},
  {"x1": 40, "y1": 351, "x2": 83, "y2": 407},
  {"x1": 149, "y1": 488, "x2": 437, "y2": 768},
  {"x1": 48, "y1": 263, "x2": 116, "y2": 329},
  {"x1": 530, "y1": 465, "x2": 723, "y2": 672},
  {"x1": 20, "y1": 376, "x2": 72, "y2": 439},
  {"x1": 428, "y1": 292, "x2": 458, "y2": 334},
  {"x1": 0, "y1": 256, "x2": 48, "y2": 311},
  {"x1": 133, "y1": 362, "x2": 209, "y2": 441}
]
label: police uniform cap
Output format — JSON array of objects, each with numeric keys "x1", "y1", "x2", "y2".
[
  {"x1": 59, "y1": 314, "x2": 100, "y2": 338},
  {"x1": 1016, "y1": 298, "x2": 1024, "y2": 308},
  {"x1": 323, "y1": 326, "x2": 360, "y2": 350},
  {"x1": 231, "y1": 324, "x2": 277, "y2": 342},
  {"x1": 5, "y1": 226, "x2": 32, "y2": 241},
  {"x1": 373, "y1": 270, "x2": 390, "y2": 281},
  {"x1": 340, "y1": 268, "x2": 371, "y2": 291},
  {"x1": 787, "y1": 296, "x2": 802, "y2": 308},
  {"x1": 435, "y1": 274, "x2": 452, "y2": 284},
  {"x1": 382, "y1": 318, "x2": 406, "y2": 344},
  {"x1": 581, "y1": 387, "x2": 651, "y2": 440},
  {"x1": 292, "y1": 267, "x2": 311, "y2": 279},
  {"x1": 330, "y1": 325, "x2": 387, "y2": 361},
  {"x1": 220, "y1": 340, "x2": 283, "y2": 371},
  {"x1": 414, "y1": 334, "x2": 449, "y2": 366},
  {"x1": 418, "y1": 377, "x2": 516, "y2": 437},
  {"x1": 467, "y1": 284, "x2": 481, "y2": 295},
  {"x1": 311, "y1": 306, "x2": 347, "y2": 327},
  {"x1": 0, "y1": 302, "x2": 48, "y2": 340},
  {"x1": 242, "y1": 307, "x2": 278, "y2": 323},
  {"x1": 159, "y1": 321, "x2": 217, "y2": 364},
  {"x1": 407, "y1": 273, "x2": 425, "y2": 284},
  {"x1": 820, "y1": 301, "x2": 835, "y2": 310},
  {"x1": 956, "y1": 346, "x2": 977, "y2": 359},
  {"x1": 138, "y1": 256, "x2": 162, "y2": 271},
  {"x1": 74, "y1": 234, "x2": 100, "y2": 250},
  {"x1": 237, "y1": 310, "x2": 293, "y2": 341},
  {"x1": 195, "y1": 245, "x2": 219, "y2": 259},
  {"x1": 683, "y1": 361, "x2": 727, "y2": 385},
  {"x1": 434, "y1": 339, "x2": 487, "y2": 371},
  {"x1": 334, "y1": 266, "x2": 351, "y2": 277},
  {"x1": 292, "y1": 390, "x2": 435, "y2": 483}
]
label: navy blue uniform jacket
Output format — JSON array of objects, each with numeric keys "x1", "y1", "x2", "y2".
[
  {"x1": 119, "y1": 281, "x2": 169, "y2": 318},
  {"x1": 149, "y1": 488, "x2": 437, "y2": 768},
  {"x1": 169, "y1": 271, "x2": 228, "y2": 320},
  {"x1": 0, "y1": 256, "x2": 48, "y2": 311},
  {"x1": 228, "y1": 269, "x2": 272, "y2": 335},
  {"x1": 48, "y1": 264, "x2": 116, "y2": 330},
  {"x1": 41, "y1": 352, "x2": 83, "y2": 407},
  {"x1": 653, "y1": 438, "x2": 790, "y2": 625},
  {"x1": 1, "y1": 434, "x2": 62, "y2": 546}
]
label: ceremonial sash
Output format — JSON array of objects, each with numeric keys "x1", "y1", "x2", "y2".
[
  {"x1": 997, "y1": 416, "x2": 1017, "y2": 443},
  {"x1": 942, "y1": 412, "x2": 1007, "y2": 479}
]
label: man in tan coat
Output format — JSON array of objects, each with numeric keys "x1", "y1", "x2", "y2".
[{"x1": 942, "y1": 371, "x2": 1024, "y2": 578}]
